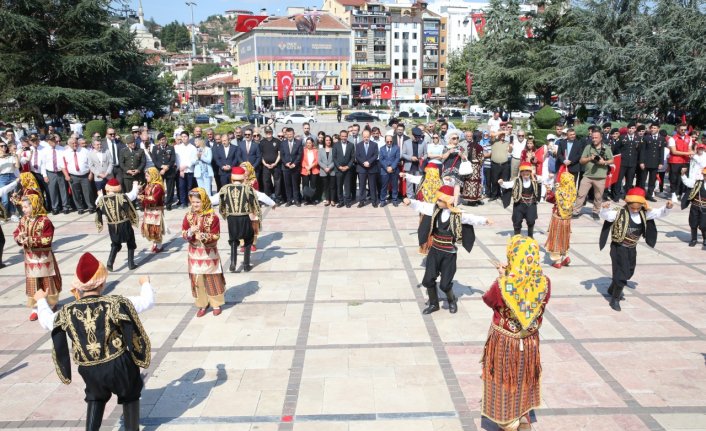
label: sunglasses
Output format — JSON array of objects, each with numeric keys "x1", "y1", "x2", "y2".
[
  {"x1": 108, "y1": 133, "x2": 115, "y2": 136},
  {"x1": 277, "y1": 135, "x2": 284, "y2": 138},
  {"x1": 253, "y1": 134, "x2": 260, "y2": 137},
  {"x1": 244, "y1": 134, "x2": 252, "y2": 136},
  {"x1": 518, "y1": 135, "x2": 525, "y2": 137},
  {"x1": 433, "y1": 136, "x2": 439, "y2": 139}
]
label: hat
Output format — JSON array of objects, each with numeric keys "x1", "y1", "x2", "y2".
[
  {"x1": 546, "y1": 133, "x2": 557, "y2": 141},
  {"x1": 519, "y1": 162, "x2": 533, "y2": 172},
  {"x1": 412, "y1": 127, "x2": 423, "y2": 137},
  {"x1": 610, "y1": 128, "x2": 619, "y2": 134},
  {"x1": 131, "y1": 126, "x2": 140, "y2": 132},
  {"x1": 231, "y1": 166, "x2": 246, "y2": 181},
  {"x1": 434, "y1": 185, "x2": 460, "y2": 212},
  {"x1": 157, "y1": 132, "x2": 166, "y2": 140},
  {"x1": 71, "y1": 253, "x2": 108, "y2": 293},
  {"x1": 697, "y1": 144, "x2": 706, "y2": 151},
  {"x1": 264, "y1": 126, "x2": 273, "y2": 133},
  {"x1": 106, "y1": 178, "x2": 122, "y2": 193},
  {"x1": 624, "y1": 187, "x2": 648, "y2": 209}
]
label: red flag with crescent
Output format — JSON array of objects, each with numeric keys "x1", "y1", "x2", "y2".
[
  {"x1": 277, "y1": 71, "x2": 293, "y2": 100},
  {"x1": 235, "y1": 15, "x2": 267, "y2": 33},
  {"x1": 605, "y1": 154, "x2": 622, "y2": 187},
  {"x1": 471, "y1": 12, "x2": 486, "y2": 37},
  {"x1": 380, "y1": 82, "x2": 393, "y2": 100},
  {"x1": 465, "y1": 71, "x2": 473, "y2": 96}
]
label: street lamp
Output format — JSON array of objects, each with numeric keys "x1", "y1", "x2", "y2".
[{"x1": 185, "y1": 2, "x2": 197, "y2": 58}]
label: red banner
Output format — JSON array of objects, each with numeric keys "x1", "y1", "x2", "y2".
[
  {"x1": 235, "y1": 15, "x2": 267, "y2": 33},
  {"x1": 380, "y1": 82, "x2": 393, "y2": 100},
  {"x1": 465, "y1": 71, "x2": 473, "y2": 96},
  {"x1": 471, "y1": 12, "x2": 486, "y2": 37},
  {"x1": 427, "y1": 88, "x2": 432, "y2": 100},
  {"x1": 606, "y1": 154, "x2": 622, "y2": 188},
  {"x1": 359, "y1": 82, "x2": 373, "y2": 99},
  {"x1": 519, "y1": 16, "x2": 534, "y2": 38},
  {"x1": 277, "y1": 71, "x2": 293, "y2": 101}
]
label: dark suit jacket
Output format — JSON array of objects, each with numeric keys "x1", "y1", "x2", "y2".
[
  {"x1": 355, "y1": 141, "x2": 379, "y2": 173},
  {"x1": 332, "y1": 141, "x2": 355, "y2": 172},
  {"x1": 104, "y1": 139, "x2": 127, "y2": 175},
  {"x1": 151, "y1": 145, "x2": 177, "y2": 178},
  {"x1": 280, "y1": 139, "x2": 303, "y2": 170},
  {"x1": 239, "y1": 140, "x2": 262, "y2": 169},
  {"x1": 616, "y1": 135, "x2": 640, "y2": 167},
  {"x1": 213, "y1": 144, "x2": 241, "y2": 180},
  {"x1": 379, "y1": 144, "x2": 401, "y2": 172},
  {"x1": 639, "y1": 134, "x2": 667, "y2": 169},
  {"x1": 555, "y1": 139, "x2": 585, "y2": 174},
  {"x1": 119, "y1": 147, "x2": 146, "y2": 178}
]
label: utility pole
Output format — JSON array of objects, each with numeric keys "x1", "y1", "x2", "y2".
[{"x1": 185, "y1": 2, "x2": 197, "y2": 57}]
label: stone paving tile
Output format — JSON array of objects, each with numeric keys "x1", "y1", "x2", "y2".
[
  {"x1": 475, "y1": 414, "x2": 652, "y2": 430},
  {"x1": 652, "y1": 414, "x2": 706, "y2": 430}
]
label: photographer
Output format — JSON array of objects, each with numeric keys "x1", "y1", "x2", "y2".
[{"x1": 573, "y1": 130, "x2": 614, "y2": 220}]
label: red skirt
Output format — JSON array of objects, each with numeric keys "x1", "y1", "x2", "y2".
[{"x1": 545, "y1": 213, "x2": 571, "y2": 255}]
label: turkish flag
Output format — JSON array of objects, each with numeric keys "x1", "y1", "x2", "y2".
[
  {"x1": 277, "y1": 71, "x2": 293, "y2": 100},
  {"x1": 427, "y1": 88, "x2": 432, "y2": 100},
  {"x1": 235, "y1": 15, "x2": 267, "y2": 33},
  {"x1": 465, "y1": 71, "x2": 473, "y2": 96},
  {"x1": 471, "y1": 12, "x2": 486, "y2": 37},
  {"x1": 380, "y1": 82, "x2": 393, "y2": 100},
  {"x1": 519, "y1": 16, "x2": 534, "y2": 38},
  {"x1": 606, "y1": 154, "x2": 622, "y2": 188}
]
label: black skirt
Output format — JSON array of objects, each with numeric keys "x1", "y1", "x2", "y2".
[{"x1": 226, "y1": 215, "x2": 254, "y2": 245}]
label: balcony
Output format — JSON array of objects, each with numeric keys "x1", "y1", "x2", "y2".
[{"x1": 423, "y1": 79, "x2": 439, "y2": 87}]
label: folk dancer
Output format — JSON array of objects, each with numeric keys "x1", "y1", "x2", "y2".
[
  {"x1": 218, "y1": 167, "x2": 261, "y2": 273},
  {"x1": 482, "y1": 235, "x2": 550, "y2": 431},
  {"x1": 50, "y1": 252, "x2": 150, "y2": 431},
  {"x1": 599, "y1": 187, "x2": 672, "y2": 311},
  {"x1": 13, "y1": 191, "x2": 62, "y2": 321},
  {"x1": 680, "y1": 167, "x2": 706, "y2": 247},
  {"x1": 182, "y1": 187, "x2": 226, "y2": 317},
  {"x1": 403, "y1": 185, "x2": 491, "y2": 314},
  {"x1": 11, "y1": 172, "x2": 43, "y2": 215},
  {"x1": 95, "y1": 178, "x2": 139, "y2": 271},
  {"x1": 499, "y1": 162, "x2": 541, "y2": 238},
  {"x1": 400, "y1": 165, "x2": 443, "y2": 255},
  {"x1": 0, "y1": 179, "x2": 18, "y2": 268},
  {"x1": 545, "y1": 171, "x2": 577, "y2": 268},
  {"x1": 138, "y1": 167, "x2": 165, "y2": 253},
  {"x1": 240, "y1": 161, "x2": 261, "y2": 252}
]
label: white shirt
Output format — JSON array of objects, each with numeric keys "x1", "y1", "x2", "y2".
[
  {"x1": 0, "y1": 155, "x2": 16, "y2": 174},
  {"x1": 599, "y1": 205, "x2": 670, "y2": 223},
  {"x1": 487, "y1": 117, "x2": 502, "y2": 132},
  {"x1": 36, "y1": 282, "x2": 155, "y2": 331},
  {"x1": 40, "y1": 146, "x2": 66, "y2": 175},
  {"x1": 174, "y1": 143, "x2": 198, "y2": 172},
  {"x1": 511, "y1": 139, "x2": 527, "y2": 159},
  {"x1": 409, "y1": 199, "x2": 488, "y2": 225},
  {"x1": 63, "y1": 147, "x2": 90, "y2": 175}
]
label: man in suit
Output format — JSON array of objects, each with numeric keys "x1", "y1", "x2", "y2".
[
  {"x1": 280, "y1": 127, "x2": 303, "y2": 206},
  {"x1": 333, "y1": 129, "x2": 355, "y2": 208},
  {"x1": 554, "y1": 128, "x2": 584, "y2": 183},
  {"x1": 239, "y1": 129, "x2": 262, "y2": 175},
  {"x1": 104, "y1": 128, "x2": 126, "y2": 183},
  {"x1": 392, "y1": 123, "x2": 410, "y2": 150},
  {"x1": 151, "y1": 133, "x2": 178, "y2": 209},
  {"x1": 401, "y1": 127, "x2": 428, "y2": 199},
  {"x1": 613, "y1": 122, "x2": 640, "y2": 201},
  {"x1": 213, "y1": 134, "x2": 240, "y2": 191},
  {"x1": 355, "y1": 129, "x2": 380, "y2": 207},
  {"x1": 639, "y1": 122, "x2": 667, "y2": 201},
  {"x1": 119, "y1": 137, "x2": 146, "y2": 206},
  {"x1": 379, "y1": 134, "x2": 401, "y2": 206}
]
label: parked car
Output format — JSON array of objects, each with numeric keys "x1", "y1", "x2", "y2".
[
  {"x1": 553, "y1": 107, "x2": 568, "y2": 117},
  {"x1": 510, "y1": 110, "x2": 534, "y2": 120},
  {"x1": 371, "y1": 110, "x2": 391, "y2": 121},
  {"x1": 344, "y1": 112, "x2": 380, "y2": 122},
  {"x1": 194, "y1": 114, "x2": 211, "y2": 124},
  {"x1": 282, "y1": 113, "x2": 316, "y2": 124},
  {"x1": 240, "y1": 113, "x2": 268, "y2": 124}
]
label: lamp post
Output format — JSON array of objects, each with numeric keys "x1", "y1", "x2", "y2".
[{"x1": 185, "y1": 1, "x2": 197, "y2": 58}]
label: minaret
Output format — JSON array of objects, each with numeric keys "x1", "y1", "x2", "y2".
[{"x1": 138, "y1": 0, "x2": 145, "y2": 25}]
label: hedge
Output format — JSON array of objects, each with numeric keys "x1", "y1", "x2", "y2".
[
  {"x1": 534, "y1": 106, "x2": 561, "y2": 129},
  {"x1": 84, "y1": 120, "x2": 107, "y2": 138}
]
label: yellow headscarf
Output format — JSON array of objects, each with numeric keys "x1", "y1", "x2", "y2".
[
  {"x1": 145, "y1": 166, "x2": 164, "y2": 189},
  {"x1": 23, "y1": 193, "x2": 47, "y2": 217},
  {"x1": 19, "y1": 172, "x2": 40, "y2": 191},
  {"x1": 419, "y1": 167, "x2": 442, "y2": 203},
  {"x1": 240, "y1": 161, "x2": 257, "y2": 186},
  {"x1": 499, "y1": 235, "x2": 548, "y2": 331},
  {"x1": 188, "y1": 187, "x2": 213, "y2": 215},
  {"x1": 555, "y1": 171, "x2": 577, "y2": 219}
]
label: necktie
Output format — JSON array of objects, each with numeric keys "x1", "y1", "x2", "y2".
[
  {"x1": 247, "y1": 142, "x2": 251, "y2": 154},
  {"x1": 365, "y1": 141, "x2": 369, "y2": 154},
  {"x1": 33, "y1": 149, "x2": 38, "y2": 169},
  {"x1": 52, "y1": 149, "x2": 57, "y2": 171},
  {"x1": 289, "y1": 141, "x2": 293, "y2": 153},
  {"x1": 111, "y1": 141, "x2": 117, "y2": 162},
  {"x1": 74, "y1": 150, "x2": 79, "y2": 171}
]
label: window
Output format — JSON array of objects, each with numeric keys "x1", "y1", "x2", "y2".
[
  {"x1": 412, "y1": 46, "x2": 417, "y2": 53},
  {"x1": 441, "y1": 50, "x2": 445, "y2": 55},
  {"x1": 412, "y1": 72, "x2": 416, "y2": 79},
  {"x1": 395, "y1": 45, "x2": 400, "y2": 52},
  {"x1": 441, "y1": 37, "x2": 445, "y2": 43},
  {"x1": 394, "y1": 59, "x2": 399, "y2": 65},
  {"x1": 402, "y1": 72, "x2": 408, "y2": 78},
  {"x1": 441, "y1": 24, "x2": 446, "y2": 30},
  {"x1": 394, "y1": 32, "x2": 399, "y2": 39},
  {"x1": 412, "y1": 59, "x2": 417, "y2": 66},
  {"x1": 412, "y1": 32, "x2": 417, "y2": 39},
  {"x1": 402, "y1": 59, "x2": 408, "y2": 66},
  {"x1": 402, "y1": 32, "x2": 408, "y2": 40},
  {"x1": 394, "y1": 72, "x2": 399, "y2": 79},
  {"x1": 440, "y1": 75, "x2": 445, "y2": 81}
]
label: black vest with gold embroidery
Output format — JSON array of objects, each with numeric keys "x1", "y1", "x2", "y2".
[
  {"x1": 95, "y1": 193, "x2": 138, "y2": 227},
  {"x1": 688, "y1": 181, "x2": 706, "y2": 208},
  {"x1": 599, "y1": 207, "x2": 657, "y2": 250},
  {"x1": 218, "y1": 183, "x2": 260, "y2": 218}
]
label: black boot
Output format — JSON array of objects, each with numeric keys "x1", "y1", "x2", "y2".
[
  {"x1": 610, "y1": 284, "x2": 624, "y2": 311},
  {"x1": 127, "y1": 248, "x2": 137, "y2": 270},
  {"x1": 513, "y1": 227, "x2": 521, "y2": 235},
  {"x1": 446, "y1": 289, "x2": 458, "y2": 314},
  {"x1": 0, "y1": 248, "x2": 5, "y2": 269},
  {"x1": 702, "y1": 230, "x2": 706, "y2": 247},
  {"x1": 229, "y1": 243, "x2": 237, "y2": 272},
  {"x1": 243, "y1": 246, "x2": 253, "y2": 272},
  {"x1": 122, "y1": 400, "x2": 140, "y2": 431},
  {"x1": 690, "y1": 227, "x2": 698, "y2": 247},
  {"x1": 422, "y1": 286, "x2": 440, "y2": 314},
  {"x1": 527, "y1": 224, "x2": 534, "y2": 239},
  {"x1": 106, "y1": 246, "x2": 119, "y2": 272},
  {"x1": 85, "y1": 401, "x2": 106, "y2": 431},
  {"x1": 609, "y1": 297, "x2": 622, "y2": 311}
]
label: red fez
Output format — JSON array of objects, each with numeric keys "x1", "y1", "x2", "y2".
[
  {"x1": 231, "y1": 166, "x2": 245, "y2": 176},
  {"x1": 76, "y1": 253, "x2": 100, "y2": 283},
  {"x1": 519, "y1": 162, "x2": 533, "y2": 171},
  {"x1": 107, "y1": 178, "x2": 120, "y2": 187}
]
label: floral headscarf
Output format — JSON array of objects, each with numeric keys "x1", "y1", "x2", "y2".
[
  {"x1": 145, "y1": 166, "x2": 165, "y2": 189},
  {"x1": 23, "y1": 193, "x2": 47, "y2": 217},
  {"x1": 240, "y1": 161, "x2": 257, "y2": 186},
  {"x1": 555, "y1": 171, "x2": 577, "y2": 219},
  {"x1": 419, "y1": 167, "x2": 442, "y2": 203},
  {"x1": 19, "y1": 172, "x2": 40, "y2": 192},
  {"x1": 188, "y1": 187, "x2": 213, "y2": 215},
  {"x1": 499, "y1": 235, "x2": 548, "y2": 330}
]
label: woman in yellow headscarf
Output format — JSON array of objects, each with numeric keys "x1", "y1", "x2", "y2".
[
  {"x1": 11, "y1": 172, "x2": 44, "y2": 214},
  {"x1": 481, "y1": 235, "x2": 550, "y2": 431},
  {"x1": 239, "y1": 161, "x2": 263, "y2": 251},
  {"x1": 402, "y1": 165, "x2": 443, "y2": 255},
  {"x1": 545, "y1": 171, "x2": 577, "y2": 268},
  {"x1": 182, "y1": 187, "x2": 226, "y2": 317},
  {"x1": 13, "y1": 191, "x2": 62, "y2": 321},
  {"x1": 138, "y1": 167, "x2": 166, "y2": 253}
]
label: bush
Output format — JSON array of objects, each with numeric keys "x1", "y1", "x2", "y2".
[
  {"x1": 151, "y1": 118, "x2": 175, "y2": 138},
  {"x1": 214, "y1": 121, "x2": 248, "y2": 135},
  {"x1": 530, "y1": 129, "x2": 553, "y2": 147},
  {"x1": 126, "y1": 111, "x2": 144, "y2": 129},
  {"x1": 84, "y1": 120, "x2": 107, "y2": 138},
  {"x1": 534, "y1": 106, "x2": 561, "y2": 129},
  {"x1": 575, "y1": 104, "x2": 588, "y2": 123}
]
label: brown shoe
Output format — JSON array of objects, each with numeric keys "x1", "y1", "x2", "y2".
[
  {"x1": 212, "y1": 307, "x2": 222, "y2": 316},
  {"x1": 196, "y1": 308, "x2": 208, "y2": 318},
  {"x1": 562, "y1": 256, "x2": 571, "y2": 266}
]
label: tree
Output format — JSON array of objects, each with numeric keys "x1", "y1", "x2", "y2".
[
  {"x1": 189, "y1": 63, "x2": 222, "y2": 83},
  {"x1": 0, "y1": 0, "x2": 172, "y2": 126},
  {"x1": 160, "y1": 20, "x2": 191, "y2": 52}
]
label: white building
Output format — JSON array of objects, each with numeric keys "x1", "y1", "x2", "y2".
[
  {"x1": 389, "y1": 16, "x2": 422, "y2": 100},
  {"x1": 130, "y1": 0, "x2": 164, "y2": 52}
]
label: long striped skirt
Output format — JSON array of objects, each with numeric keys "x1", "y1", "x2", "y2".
[
  {"x1": 544, "y1": 213, "x2": 571, "y2": 255},
  {"x1": 481, "y1": 325, "x2": 541, "y2": 427}
]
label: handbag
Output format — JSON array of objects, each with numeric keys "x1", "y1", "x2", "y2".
[{"x1": 458, "y1": 160, "x2": 473, "y2": 176}]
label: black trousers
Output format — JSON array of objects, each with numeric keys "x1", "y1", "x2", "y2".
[
  {"x1": 321, "y1": 175, "x2": 337, "y2": 203},
  {"x1": 511, "y1": 203, "x2": 537, "y2": 235},
  {"x1": 640, "y1": 167, "x2": 658, "y2": 196},
  {"x1": 336, "y1": 169, "x2": 353, "y2": 205},
  {"x1": 609, "y1": 243, "x2": 636, "y2": 300},
  {"x1": 163, "y1": 175, "x2": 176, "y2": 206},
  {"x1": 482, "y1": 166, "x2": 491, "y2": 196},
  {"x1": 489, "y1": 161, "x2": 509, "y2": 198},
  {"x1": 78, "y1": 352, "x2": 143, "y2": 404},
  {"x1": 689, "y1": 204, "x2": 706, "y2": 230},
  {"x1": 421, "y1": 247, "x2": 457, "y2": 304},
  {"x1": 227, "y1": 215, "x2": 254, "y2": 246},
  {"x1": 283, "y1": 168, "x2": 300, "y2": 203},
  {"x1": 616, "y1": 165, "x2": 636, "y2": 196},
  {"x1": 32, "y1": 172, "x2": 51, "y2": 210},
  {"x1": 262, "y1": 165, "x2": 282, "y2": 202},
  {"x1": 301, "y1": 174, "x2": 317, "y2": 203},
  {"x1": 70, "y1": 174, "x2": 95, "y2": 211},
  {"x1": 357, "y1": 171, "x2": 378, "y2": 204},
  {"x1": 669, "y1": 163, "x2": 688, "y2": 196}
]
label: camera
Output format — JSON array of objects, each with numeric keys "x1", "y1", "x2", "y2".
[{"x1": 593, "y1": 147, "x2": 606, "y2": 163}]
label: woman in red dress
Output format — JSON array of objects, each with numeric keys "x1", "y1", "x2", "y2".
[{"x1": 138, "y1": 167, "x2": 165, "y2": 253}]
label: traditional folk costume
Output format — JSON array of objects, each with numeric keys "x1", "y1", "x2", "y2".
[
  {"x1": 51, "y1": 253, "x2": 150, "y2": 431},
  {"x1": 680, "y1": 169, "x2": 706, "y2": 247},
  {"x1": 13, "y1": 192, "x2": 62, "y2": 321},
  {"x1": 11, "y1": 172, "x2": 43, "y2": 215},
  {"x1": 405, "y1": 165, "x2": 443, "y2": 255},
  {"x1": 96, "y1": 178, "x2": 139, "y2": 271},
  {"x1": 218, "y1": 167, "x2": 261, "y2": 273},
  {"x1": 0, "y1": 179, "x2": 18, "y2": 269},
  {"x1": 407, "y1": 185, "x2": 488, "y2": 315},
  {"x1": 545, "y1": 171, "x2": 577, "y2": 268},
  {"x1": 182, "y1": 187, "x2": 226, "y2": 317},
  {"x1": 500, "y1": 163, "x2": 541, "y2": 238},
  {"x1": 599, "y1": 187, "x2": 670, "y2": 311},
  {"x1": 461, "y1": 137, "x2": 485, "y2": 205},
  {"x1": 138, "y1": 167, "x2": 166, "y2": 253},
  {"x1": 481, "y1": 235, "x2": 550, "y2": 431},
  {"x1": 240, "y1": 161, "x2": 261, "y2": 252}
]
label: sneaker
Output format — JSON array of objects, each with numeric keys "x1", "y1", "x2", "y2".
[{"x1": 671, "y1": 193, "x2": 679, "y2": 203}]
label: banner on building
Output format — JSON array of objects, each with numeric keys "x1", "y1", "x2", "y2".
[
  {"x1": 234, "y1": 15, "x2": 267, "y2": 33},
  {"x1": 424, "y1": 29, "x2": 439, "y2": 45},
  {"x1": 359, "y1": 82, "x2": 373, "y2": 99},
  {"x1": 239, "y1": 35, "x2": 351, "y2": 63},
  {"x1": 380, "y1": 82, "x2": 393, "y2": 100},
  {"x1": 471, "y1": 12, "x2": 486, "y2": 37},
  {"x1": 277, "y1": 71, "x2": 293, "y2": 100}
]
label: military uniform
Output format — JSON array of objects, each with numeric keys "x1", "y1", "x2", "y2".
[
  {"x1": 119, "y1": 147, "x2": 146, "y2": 194},
  {"x1": 639, "y1": 133, "x2": 667, "y2": 197},
  {"x1": 614, "y1": 134, "x2": 640, "y2": 199},
  {"x1": 151, "y1": 144, "x2": 177, "y2": 208}
]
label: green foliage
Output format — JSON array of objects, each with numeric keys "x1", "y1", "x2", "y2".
[
  {"x1": 575, "y1": 104, "x2": 588, "y2": 123},
  {"x1": 84, "y1": 120, "x2": 107, "y2": 138},
  {"x1": 533, "y1": 106, "x2": 561, "y2": 129},
  {"x1": 190, "y1": 64, "x2": 222, "y2": 83},
  {"x1": 160, "y1": 21, "x2": 191, "y2": 52},
  {"x1": 214, "y1": 121, "x2": 248, "y2": 135},
  {"x1": 126, "y1": 111, "x2": 144, "y2": 128},
  {"x1": 151, "y1": 118, "x2": 175, "y2": 138},
  {"x1": 530, "y1": 129, "x2": 553, "y2": 147}
]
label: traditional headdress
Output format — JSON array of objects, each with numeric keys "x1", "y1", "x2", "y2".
[
  {"x1": 22, "y1": 191, "x2": 47, "y2": 217},
  {"x1": 434, "y1": 185, "x2": 461, "y2": 213},
  {"x1": 105, "y1": 178, "x2": 122, "y2": 194},
  {"x1": 419, "y1": 167, "x2": 442, "y2": 203},
  {"x1": 188, "y1": 187, "x2": 213, "y2": 215},
  {"x1": 519, "y1": 162, "x2": 533, "y2": 172},
  {"x1": 499, "y1": 235, "x2": 549, "y2": 330},
  {"x1": 240, "y1": 162, "x2": 256, "y2": 185},
  {"x1": 555, "y1": 171, "x2": 577, "y2": 219},
  {"x1": 19, "y1": 172, "x2": 40, "y2": 191},
  {"x1": 624, "y1": 187, "x2": 648, "y2": 209},
  {"x1": 71, "y1": 252, "x2": 108, "y2": 294},
  {"x1": 230, "y1": 166, "x2": 246, "y2": 182},
  {"x1": 145, "y1": 166, "x2": 164, "y2": 189}
]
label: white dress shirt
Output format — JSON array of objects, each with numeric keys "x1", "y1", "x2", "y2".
[
  {"x1": 63, "y1": 147, "x2": 90, "y2": 175},
  {"x1": 174, "y1": 143, "x2": 197, "y2": 173},
  {"x1": 599, "y1": 206, "x2": 670, "y2": 223},
  {"x1": 40, "y1": 146, "x2": 66, "y2": 176},
  {"x1": 408, "y1": 199, "x2": 488, "y2": 225}
]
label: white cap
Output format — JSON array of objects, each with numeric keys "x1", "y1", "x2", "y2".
[{"x1": 546, "y1": 134, "x2": 557, "y2": 141}]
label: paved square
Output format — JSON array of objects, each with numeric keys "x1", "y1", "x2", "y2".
[{"x1": 0, "y1": 199, "x2": 705, "y2": 430}]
